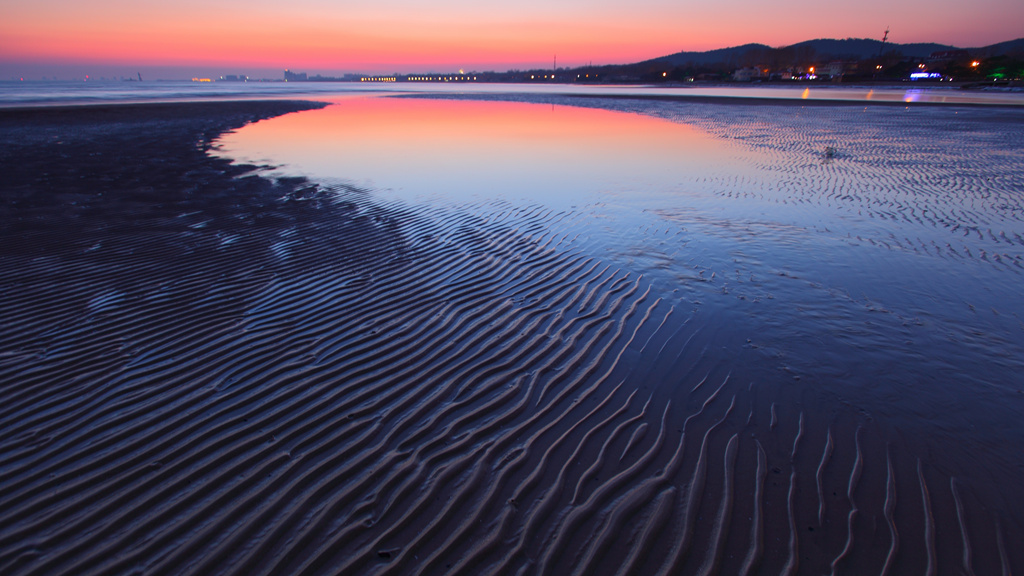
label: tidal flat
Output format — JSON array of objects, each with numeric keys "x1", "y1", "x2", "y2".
[{"x1": 1, "y1": 93, "x2": 1023, "y2": 575}]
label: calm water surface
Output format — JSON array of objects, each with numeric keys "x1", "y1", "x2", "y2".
[{"x1": 218, "y1": 94, "x2": 1024, "y2": 465}]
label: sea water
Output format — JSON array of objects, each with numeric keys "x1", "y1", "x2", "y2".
[
  {"x1": 216, "y1": 93, "x2": 1024, "y2": 502},
  {"x1": 5, "y1": 81, "x2": 1024, "y2": 572}
]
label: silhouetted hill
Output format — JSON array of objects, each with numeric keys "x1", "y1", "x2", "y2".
[
  {"x1": 643, "y1": 37, "x2": 1024, "y2": 67},
  {"x1": 788, "y1": 38, "x2": 954, "y2": 58},
  {"x1": 972, "y1": 38, "x2": 1024, "y2": 56},
  {"x1": 643, "y1": 43, "x2": 771, "y2": 67}
]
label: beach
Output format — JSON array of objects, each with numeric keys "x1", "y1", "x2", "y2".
[{"x1": 2, "y1": 95, "x2": 1023, "y2": 575}]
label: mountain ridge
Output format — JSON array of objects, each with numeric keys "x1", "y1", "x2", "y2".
[{"x1": 641, "y1": 37, "x2": 1024, "y2": 67}]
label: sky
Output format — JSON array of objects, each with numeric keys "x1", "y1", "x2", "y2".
[{"x1": 2, "y1": 0, "x2": 1022, "y2": 80}]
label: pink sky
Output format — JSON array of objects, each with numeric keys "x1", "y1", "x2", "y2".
[{"x1": 2, "y1": 0, "x2": 1021, "y2": 79}]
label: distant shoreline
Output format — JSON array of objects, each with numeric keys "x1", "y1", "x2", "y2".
[{"x1": 2, "y1": 82, "x2": 1022, "y2": 112}]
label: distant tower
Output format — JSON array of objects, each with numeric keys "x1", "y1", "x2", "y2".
[{"x1": 878, "y1": 26, "x2": 890, "y2": 57}]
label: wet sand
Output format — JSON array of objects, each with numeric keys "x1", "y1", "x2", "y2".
[{"x1": 1, "y1": 98, "x2": 1022, "y2": 575}]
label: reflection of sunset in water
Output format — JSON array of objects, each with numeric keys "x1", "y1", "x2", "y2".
[
  {"x1": 217, "y1": 96, "x2": 743, "y2": 207},
  {"x1": 215, "y1": 99, "x2": 1024, "y2": 571}
]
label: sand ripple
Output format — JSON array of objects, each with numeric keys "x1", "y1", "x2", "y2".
[
  {"x1": 0, "y1": 194, "x2": 1017, "y2": 575},
  {"x1": 1, "y1": 100, "x2": 1021, "y2": 574}
]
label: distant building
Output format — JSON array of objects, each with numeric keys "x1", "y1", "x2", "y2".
[
  {"x1": 219, "y1": 75, "x2": 248, "y2": 82},
  {"x1": 284, "y1": 69, "x2": 307, "y2": 82},
  {"x1": 821, "y1": 61, "x2": 857, "y2": 80},
  {"x1": 929, "y1": 50, "x2": 970, "y2": 63},
  {"x1": 732, "y1": 67, "x2": 766, "y2": 81}
]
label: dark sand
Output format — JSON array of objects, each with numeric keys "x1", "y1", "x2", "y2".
[{"x1": 1, "y1": 99, "x2": 1021, "y2": 575}]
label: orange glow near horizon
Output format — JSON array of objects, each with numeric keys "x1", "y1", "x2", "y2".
[
  {"x1": 3, "y1": 0, "x2": 1022, "y2": 77},
  {"x1": 1, "y1": 2, "x2": 681, "y2": 72},
  {"x1": 3, "y1": 22, "x2": 666, "y2": 71}
]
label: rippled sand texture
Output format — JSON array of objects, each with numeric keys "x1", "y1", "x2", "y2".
[
  {"x1": 2, "y1": 99, "x2": 1023, "y2": 575},
  {"x1": 514, "y1": 94, "x2": 1024, "y2": 267}
]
